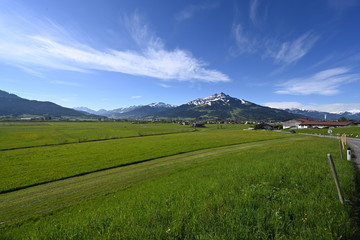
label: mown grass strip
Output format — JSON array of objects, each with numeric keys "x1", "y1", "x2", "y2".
[{"x1": 0, "y1": 137, "x2": 306, "y2": 225}]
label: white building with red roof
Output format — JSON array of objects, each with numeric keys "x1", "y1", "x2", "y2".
[{"x1": 282, "y1": 118, "x2": 354, "y2": 129}]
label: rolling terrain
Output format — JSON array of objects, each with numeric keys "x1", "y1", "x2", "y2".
[{"x1": 0, "y1": 90, "x2": 98, "y2": 118}]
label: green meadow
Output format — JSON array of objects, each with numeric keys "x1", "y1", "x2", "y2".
[
  {"x1": 0, "y1": 122, "x2": 358, "y2": 239},
  {"x1": 285, "y1": 126, "x2": 360, "y2": 138},
  {"x1": 0, "y1": 122, "x2": 193, "y2": 150}
]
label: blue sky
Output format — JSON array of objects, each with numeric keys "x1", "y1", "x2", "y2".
[{"x1": 0, "y1": 0, "x2": 360, "y2": 112}]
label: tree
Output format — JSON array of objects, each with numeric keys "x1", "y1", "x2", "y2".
[{"x1": 338, "y1": 117, "x2": 348, "y2": 122}]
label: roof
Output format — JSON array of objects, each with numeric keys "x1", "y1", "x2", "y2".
[{"x1": 286, "y1": 118, "x2": 352, "y2": 126}]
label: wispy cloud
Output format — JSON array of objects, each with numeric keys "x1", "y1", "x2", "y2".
[
  {"x1": 249, "y1": 0, "x2": 260, "y2": 25},
  {"x1": 122, "y1": 10, "x2": 164, "y2": 49},
  {"x1": 158, "y1": 83, "x2": 171, "y2": 88},
  {"x1": 0, "y1": 6, "x2": 230, "y2": 83},
  {"x1": 50, "y1": 80, "x2": 81, "y2": 87},
  {"x1": 266, "y1": 32, "x2": 319, "y2": 65},
  {"x1": 175, "y1": 2, "x2": 219, "y2": 22},
  {"x1": 230, "y1": 23, "x2": 257, "y2": 55},
  {"x1": 276, "y1": 67, "x2": 359, "y2": 95},
  {"x1": 230, "y1": 16, "x2": 318, "y2": 66},
  {"x1": 327, "y1": 0, "x2": 359, "y2": 11},
  {"x1": 265, "y1": 101, "x2": 360, "y2": 113},
  {"x1": 264, "y1": 102, "x2": 303, "y2": 109},
  {"x1": 131, "y1": 96, "x2": 142, "y2": 99}
]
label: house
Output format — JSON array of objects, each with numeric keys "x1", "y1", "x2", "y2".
[{"x1": 282, "y1": 118, "x2": 354, "y2": 129}]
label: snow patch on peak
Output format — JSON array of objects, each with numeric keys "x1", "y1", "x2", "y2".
[
  {"x1": 187, "y1": 92, "x2": 230, "y2": 106},
  {"x1": 187, "y1": 92, "x2": 249, "y2": 106},
  {"x1": 147, "y1": 102, "x2": 176, "y2": 108},
  {"x1": 331, "y1": 110, "x2": 360, "y2": 114}
]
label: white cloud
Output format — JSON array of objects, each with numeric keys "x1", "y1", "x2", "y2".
[
  {"x1": 0, "y1": 7, "x2": 230, "y2": 83},
  {"x1": 276, "y1": 67, "x2": 359, "y2": 95},
  {"x1": 264, "y1": 102, "x2": 303, "y2": 109},
  {"x1": 267, "y1": 32, "x2": 319, "y2": 65},
  {"x1": 131, "y1": 96, "x2": 142, "y2": 99},
  {"x1": 265, "y1": 101, "x2": 360, "y2": 113}
]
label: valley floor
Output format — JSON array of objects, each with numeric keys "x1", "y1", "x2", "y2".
[{"x1": 0, "y1": 124, "x2": 358, "y2": 239}]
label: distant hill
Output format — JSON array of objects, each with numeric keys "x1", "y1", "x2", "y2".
[
  {"x1": 0, "y1": 90, "x2": 98, "y2": 118},
  {"x1": 113, "y1": 102, "x2": 175, "y2": 118},
  {"x1": 285, "y1": 108, "x2": 360, "y2": 121},
  {"x1": 75, "y1": 103, "x2": 175, "y2": 118}
]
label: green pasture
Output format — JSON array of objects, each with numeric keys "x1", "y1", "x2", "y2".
[
  {"x1": 0, "y1": 129, "x2": 290, "y2": 193},
  {"x1": 0, "y1": 135, "x2": 356, "y2": 239},
  {"x1": 0, "y1": 122, "x2": 195, "y2": 150},
  {"x1": 284, "y1": 126, "x2": 360, "y2": 138}
]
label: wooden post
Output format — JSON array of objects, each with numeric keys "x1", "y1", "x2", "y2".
[
  {"x1": 341, "y1": 134, "x2": 347, "y2": 150},
  {"x1": 339, "y1": 139, "x2": 343, "y2": 160},
  {"x1": 327, "y1": 154, "x2": 344, "y2": 204}
]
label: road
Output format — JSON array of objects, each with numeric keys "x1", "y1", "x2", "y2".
[{"x1": 348, "y1": 138, "x2": 360, "y2": 169}]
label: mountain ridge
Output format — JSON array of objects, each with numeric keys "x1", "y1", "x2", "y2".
[
  {"x1": 0, "y1": 90, "x2": 99, "y2": 118},
  {"x1": 3, "y1": 89, "x2": 358, "y2": 121},
  {"x1": 284, "y1": 108, "x2": 360, "y2": 121},
  {"x1": 76, "y1": 93, "x2": 299, "y2": 121}
]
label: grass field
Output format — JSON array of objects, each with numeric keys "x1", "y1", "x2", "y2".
[
  {"x1": 0, "y1": 129, "x2": 288, "y2": 193},
  {"x1": 284, "y1": 126, "x2": 360, "y2": 138},
  {"x1": 0, "y1": 122, "x2": 195, "y2": 150},
  {"x1": 0, "y1": 123, "x2": 358, "y2": 239}
]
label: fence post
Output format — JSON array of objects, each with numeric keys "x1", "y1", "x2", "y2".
[
  {"x1": 327, "y1": 154, "x2": 344, "y2": 204},
  {"x1": 339, "y1": 139, "x2": 343, "y2": 160}
]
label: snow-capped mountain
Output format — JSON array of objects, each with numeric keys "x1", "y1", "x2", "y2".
[
  {"x1": 147, "y1": 102, "x2": 176, "y2": 108},
  {"x1": 161, "y1": 93, "x2": 297, "y2": 121},
  {"x1": 109, "y1": 106, "x2": 141, "y2": 114},
  {"x1": 187, "y1": 92, "x2": 249, "y2": 106},
  {"x1": 285, "y1": 108, "x2": 360, "y2": 121},
  {"x1": 74, "y1": 102, "x2": 176, "y2": 118},
  {"x1": 73, "y1": 107, "x2": 102, "y2": 115},
  {"x1": 74, "y1": 93, "x2": 298, "y2": 121}
]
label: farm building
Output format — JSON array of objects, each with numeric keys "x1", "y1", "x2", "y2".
[{"x1": 282, "y1": 118, "x2": 354, "y2": 129}]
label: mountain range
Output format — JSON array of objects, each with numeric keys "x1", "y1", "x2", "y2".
[
  {"x1": 77, "y1": 93, "x2": 298, "y2": 121},
  {"x1": 74, "y1": 102, "x2": 175, "y2": 118},
  {"x1": 284, "y1": 108, "x2": 360, "y2": 121},
  {"x1": 2, "y1": 89, "x2": 359, "y2": 121}
]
